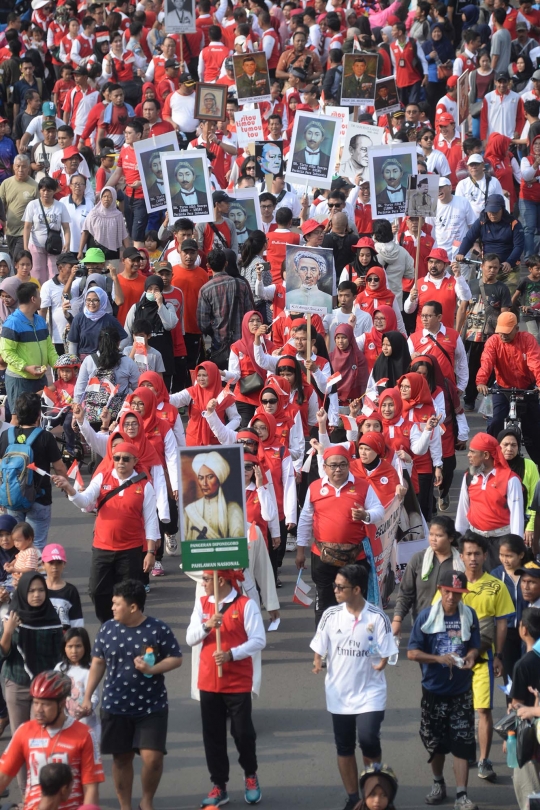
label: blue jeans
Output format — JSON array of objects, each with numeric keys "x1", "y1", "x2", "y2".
[
  {"x1": 7, "y1": 502, "x2": 52, "y2": 551},
  {"x1": 471, "y1": 115, "x2": 481, "y2": 139},
  {"x1": 5, "y1": 374, "x2": 46, "y2": 413},
  {"x1": 124, "y1": 196, "x2": 148, "y2": 243},
  {"x1": 519, "y1": 198, "x2": 540, "y2": 259}
]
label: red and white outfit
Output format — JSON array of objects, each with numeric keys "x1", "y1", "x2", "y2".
[
  {"x1": 480, "y1": 89, "x2": 526, "y2": 140},
  {"x1": 63, "y1": 86, "x2": 100, "y2": 139},
  {"x1": 70, "y1": 32, "x2": 95, "y2": 65},
  {"x1": 435, "y1": 94, "x2": 459, "y2": 129},
  {"x1": 453, "y1": 49, "x2": 477, "y2": 77},
  {"x1": 198, "y1": 41, "x2": 231, "y2": 83},
  {"x1": 407, "y1": 323, "x2": 469, "y2": 391},
  {"x1": 403, "y1": 270, "x2": 471, "y2": 330}
]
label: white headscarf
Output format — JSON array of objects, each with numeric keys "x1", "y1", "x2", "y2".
[
  {"x1": 192, "y1": 452, "x2": 230, "y2": 484},
  {"x1": 83, "y1": 286, "x2": 109, "y2": 321}
]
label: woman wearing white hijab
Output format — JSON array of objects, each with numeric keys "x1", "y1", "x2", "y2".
[
  {"x1": 184, "y1": 451, "x2": 245, "y2": 541},
  {"x1": 0, "y1": 253, "x2": 14, "y2": 279},
  {"x1": 68, "y1": 286, "x2": 127, "y2": 358},
  {"x1": 80, "y1": 186, "x2": 130, "y2": 260}
]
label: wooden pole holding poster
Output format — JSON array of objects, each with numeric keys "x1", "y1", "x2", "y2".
[
  {"x1": 213, "y1": 570, "x2": 223, "y2": 678},
  {"x1": 306, "y1": 313, "x2": 311, "y2": 384},
  {"x1": 414, "y1": 216, "x2": 423, "y2": 285},
  {"x1": 180, "y1": 36, "x2": 184, "y2": 72}
]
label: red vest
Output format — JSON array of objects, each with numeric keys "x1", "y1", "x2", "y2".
[
  {"x1": 383, "y1": 420, "x2": 419, "y2": 492},
  {"x1": 200, "y1": 42, "x2": 231, "y2": 82},
  {"x1": 390, "y1": 39, "x2": 422, "y2": 88},
  {"x1": 503, "y1": 7, "x2": 521, "y2": 39},
  {"x1": 362, "y1": 332, "x2": 380, "y2": 372},
  {"x1": 356, "y1": 291, "x2": 395, "y2": 319},
  {"x1": 261, "y1": 445, "x2": 285, "y2": 520},
  {"x1": 266, "y1": 231, "x2": 300, "y2": 283},
  {"x1": 413, "y1": 275, "x2": 459, "y2": 330},
  {"x1": 455, "y1": 52, "x2": 476, "y2": 73},
  {"x1": 310, "y1": 475, "x2": 370, "y2": 559},
  {"x1": 94, "y1": 470, "x2": 148, "y2": 551},
  {"x1": 195, "y1": 14, "x2": 214, "y2": 47},
  {"x1": 409, "y1": 327, "x2": 459, "y2": 384},
  {"x1": 157, "y1": 402, "x2": 178, "y2": 429},
  {"x1": 246, "y1": 487, "x2": 268, "y2": 543},
  {"x1": 466, "y1": 467, "x2": 518, "y2": 532},
  {"x1": 263, "y1": 29, "x2": 281, "y2": 69},
  {"x1": 520, "y1": 155, "x2": 540, "y2": 202},
  {"x1": 230, "y1": 342, "x2": 264, "y2": 405},
  {"x1": 199, "y1": 594, "x2": 253, "y2": 693},
  {"x1": 273, "y1": 283, "x2": 286, "y2": 318},
  {"x1": 400, "y1": 232, "x2": 433, "y2": 291},
  {"x1": 75, "y1": 34, "x2": 93, "y2": 60},
  {"x1": 354, "y1": 202, "x2": 372, "y2": 235}
]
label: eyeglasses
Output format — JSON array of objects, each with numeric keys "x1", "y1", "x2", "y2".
[
  {"x1": 244, "y1": 464, "x2": 255, "y2": 471},
  {"x1": 123, "y1": 421, "x2": 138, "y2": 429},
  {"x1": 324, "y1": 462, "x2": 348, "y2": 470},
  {"x1": 328, "y1": 203, "x2": 342, "y2": 208},
  {"x1": 201, "y1": 575, "x2": 213, "y2": 582},
  {"x1": 238, "y1": 438, "x2": 257, "y2": 445},
  {"x1": 332, "y1": 583, "x2": 352, "y2": 591},
  {"x1": 86, "y1": 297, "x2": 100, "y2": 304},
  {"x1": 261, "y1": 398, "x2": 278, "y2": 405},
  {"x1": 260, "y1": 203, "x2": 274, "y2": 209},
  {"x1": 113, "y1": 455, "x2": 133, "y2": 462}
]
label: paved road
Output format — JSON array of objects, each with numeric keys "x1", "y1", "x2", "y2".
[{"x1": 0, "y1": 408, "x2": 517, "y2": 810}]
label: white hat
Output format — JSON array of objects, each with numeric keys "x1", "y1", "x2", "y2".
[
  {"x1": 439, "y1": 177, "x2": 452, "y2": 187},
  {"x1": 467, "y1": 153, "x2": 484, "y2": 165},
  {"x1": 31, "y1": 0, "x2": 50, "y2": 9},
  {"x1": 235, "y1": 35, "x2": 247, "y2": 45},
  {"x1": 192, "y1": 451, "x2": 230, "y2": 484}
]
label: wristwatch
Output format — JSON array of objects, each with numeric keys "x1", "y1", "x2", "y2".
[{"x1": 364, "y1": 511, "x2": 370, "y2": 523}]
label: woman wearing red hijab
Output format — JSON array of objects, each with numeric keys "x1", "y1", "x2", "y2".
[
  {"x1": 330, "y1": 323, "x2": 369, "y2": 405},
  {"x1": 351, "y1": 431, "x2": 405, "y2": 507},
  {"x1": 355, "y1": 306, "x2": 399, "y2": 371},
  {"x1": 138, "y1": 369, "x2": 186, "y2": 446},
  {"x1": 254, "y1": 376, "x2": 304, "y2": 470},
  {"x1": 483, "y1": 133, "x2": 520, "y2": 210},
  {"x1": 244, "y1": 451, "x2": 278, "y2": 546},
  {"x1": 355, "y1": 267, "x2": 403, "y2": 327},
  {"x1": 170, "y1": 361, "x2": 240, "y2": 447},
  {"x1": 275, "y1": 356, "x2": 318, "y2": 437},
  {"x1": 229, "y1": 311, "x2": 275, "y2": 427},
  {"x1": 397, "y1": 372, "x2": 443, "y2": 520},
  {"x1": 250, "y1": 410, "x2": 297, "y2": 584}
]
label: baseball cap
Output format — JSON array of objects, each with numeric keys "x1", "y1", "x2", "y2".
[
  {"x1": 301, "y1": 218, "x2": 323, "y2": 236},
  {"x1": 516, "y1": 561, "x2": 540, "y2": 578},
  {"x1": 533, "y1": 69, "x2": 540, "y2": 81},
  {"x1": 392, "y1": 109, "x2": 405, "y2": 118},
  {"x1": 331, "y1": 177, "x2": 352, "y2": 191},
  {"x1": 61, "y1": 145, "x2": 82, "y2": 162},
  {"x1": 179, "y1": 72, "x2": 196, "y2": 86},
  {"x1": 496, "y1": 72, "x2": 509, "y2": 81},
  {"x1": 41, "y1": 544, "x2": 67, "y2": 563},
  {"x1": 0, "y1": 515, "x2": 16, "y2": 533},
  {"x1": 516, "y1": 20, "x2": 528, "y2": 29},
  {"x1": 100, "y1": 147, "x2": 117, "y2": 158},
  {"x1": 42, "y1": 101, "x2": 56, "y2": 116},
  {"x1": 156, "y1": 261, "x2": 173, "y2": 273},
  {"x1": 224, "y1": 58, "x2": 233, "y2": 71},
  {"x1": 213, "y1": 190, "x2": 233, "y2": 205},
  {"x1": 164, "y1": 58, "x2": 180, "y2": 69},
  {"x1": 446, "y1": 75, "x2": 458, "y2": 88},
  {"x1": 352, "y1": 236, "x2": 375, "y2": 249},
  {"x1": 427, "y1": 248, "x2": 449, "y2": 263},
  {"x1": 56, "y1": 252, "x2": 79, "y2": 265},
  {"x1": 73, "y1": 65, "x2": 88, "y2": 76},
  {"x1": 485, "y1": 193, "x2": 506, "y2": 211},
  {"x1": 0, "y1": 117, "x2": 7, "y2": 125},
  {"x1": 123, "y1": 247, "x2": 142, "y2": 260},
  {"x1": 81, "y1": 248, "x2": 106, "y2": 263},
  {"x1": 42, "y1": 121, "x2": 57, "y2": 131},
  {"x1": 181, "y1": 239, "x2": 198, "y2": 251},
  {"x1": 438, "y1": 570, "x2": 468, "y2": 593},
  {"x1": 439, "y1": 177, "x2": 452, "y2": 187},
  {"x1": 496, "y1": 311, "x2": 518, "y2": 333},
  {"x1": 467, "y1": 153, "x2": 484, "y2": 165},
  {"x1": 290, "y1": 66, "x2": 308, "y2": 80},
  {"x1": 437, "y1": 112, "x2": 454, "y2": 126}
]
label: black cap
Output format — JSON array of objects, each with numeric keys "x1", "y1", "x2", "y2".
[
  {"x1": 290, "y1": 66, "x2": 307, "y2": 80},
  {"x1": 56, "y1": 252, "x2": 78, "y2": 266},
  {"x1": 516, "y1": 562, "x2": 540, "y2": 578},
  {"x1": 213, "y1": 190, "x2": 233, "y2": 205},
  {"x1": 331, "y1": 177, "x2": 352, "y2": 190},
  {"x1": 495, "y1": 72, "x2": 509, "y2": 81},
  {"x1": 123, "y1": 247, "x2": 142, "y2": 260},
  {"x1": 178, "y1": 72, "x2": 196, "y2": 86},
  {"x1": 438, "y1": 570, "x2": 468, "y2": 592},
  {"x1": 164, "y1": 58, "x2": 180, "y2": 69},
  {"x1": 224, "y1": 58, "x2": 233, "y2": 70},
  {"x1": 181, "y1": 239, "x2": 198, "y2": 251},
  {"x1": 73, "y1": 66, "x2": 87, "y2": 76}
]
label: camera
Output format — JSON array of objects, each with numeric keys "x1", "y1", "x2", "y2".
[{"x1": 74, "y1": 263, "x2": 87, "y2": 278}]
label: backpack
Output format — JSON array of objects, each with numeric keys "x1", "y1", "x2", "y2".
[
  {"x1": 0, "y1": 427, "x2": 44, "y2": 510},
  {"x1": 84, "y1": 355, "x2": 123, "y2": 423}
]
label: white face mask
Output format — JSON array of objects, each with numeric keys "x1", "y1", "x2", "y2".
[{"x1": 146, "y1": 292, "x2": 155, "y2": 302}]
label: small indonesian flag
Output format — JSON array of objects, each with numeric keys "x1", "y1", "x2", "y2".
[
  {"x1": 340, "y1": 414, "x2": 356, "y2": 432},
  {"x1": 301, "y1": 447, "x2": 316, "y2": 473},
  {"x1": 361, "y1": 395, "x2": 377, "y2": 416},
  {"x1": 27, "y1": 463, "x2": 50, "y2": 477},
  {"x1": 293, "y1": 573, "x2": 313, "y2": 607},
  {"x1": 66, "y1": 460, "x2": 84, "y2": 492},
  {"x1": 375, "y1": 378, "x2": 389, "y2": 388},
  {"x1": 217, "y1": 382, "x2": 233, "y2": 405},
  {"x1": 326, "y1": 372, "x2": 342, "y2": 392},
  {"x1": 105, "y1": 384, "x2": 119, "y2": 410},
  {"x1": 42, "y1": 386, "x2": 57, "y2": 408}
]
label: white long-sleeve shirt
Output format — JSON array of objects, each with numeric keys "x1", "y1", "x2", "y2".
[
  {"x1": 246, "y1": 480, "x2": 278, "y2": 536},
  {"x1": 68, "y1": 469, "x2": 160, "y2": 540},
  {"x1": 455, "y1": 468, "x2": 524, "y2": 536},
  {"x1": 169, "y1": 389, "x2": 241, "y2": 433},
  {"x1": 157, "y1": 401, "x2": 186, "y2": 447},
  {"x1": 403, "y1": 272, "x2": 471, "y2": 315},
  {"x1": 406, "y1": 323, "x2": 469, "y2": 393},
  {"x1": 186, "y1": 587, "x2": 266, "y2": 658},
  {"x1": 297, "y1": 472, "x2": 385, "y2": 547}
]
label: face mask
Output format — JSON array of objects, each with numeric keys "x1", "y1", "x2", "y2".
[{"x1": 146, "y1": 292, "x2": 156, "y2": 302}]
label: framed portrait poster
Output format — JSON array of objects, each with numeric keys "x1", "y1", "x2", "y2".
[
  {"x1": 133, "y1": 131, "x2": 179, "y2": 214},
  {"x1": 161, "y1": 150, "x2": 213, "y2": 224},
  {"x1": 285, "y1": 244, "x2": 336, "y2": 316},
  {"x1": 254, "y1": 140, "x2": 283, "y2": 181},
  {"x1": 227, "y1": 188, "x2": 263, "y2": 247},
  {"x1": 285, "y1": 111, "x2": 340, "y2": 190},
  {"x1": 195, "y1": 82, "x2": 227, "y2": 121},
  {"x1": 163, "y1": 0, "x2": 196, "y2": 33},
  {"x1": 368, "y1": 143, "x2": 418, "y2": 220},
  {"x1": 339, "y1": 121, "x2": 382, "y2": 184},
  {"x1": 341, "y1": 52, "x2": 378, "y2": 106},
  {"x1": 374, "y1": 77, "x2": 400, "y2": 117},
  {"x1": 233, "y1": 52, "x2": 271, "y2": 104}
]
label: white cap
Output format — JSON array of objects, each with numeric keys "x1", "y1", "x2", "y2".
[
  {"x1": 439, "y1": 177, "x2": 452, "y2": 187},
  {"x1": 467, "y1": 153, "x2": 484, "y2": 165},
  {"x1": 157, "y1": 10, "x2": 165, "y2": 22},
  {"x1": 235, "y1": 35, "x2": 247, "y2": 44}
]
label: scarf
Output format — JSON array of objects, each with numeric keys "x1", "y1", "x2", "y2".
[
  {"x1": 497, "y1": 427, "x2": 525, "y2": 480},
  {"x1": 371, "y1": 331, "x2": 412, "y2": 389},
  {"x1": 236, "y1": 310, "x2": 272, "y2": 379},
  {"x1": 125, "y1": 386, "x2": 170, "y2": 465},
  {"x1": 512, "y1": 54, "x2": 534, "y2": 93},
  {"x1": 138, "y1": 369, "x2": 170, "y2": 405},
  {"x1": 422, "y1": 23, "x2": 454, "y2": 63},
  {"x1": 410, "y1": 354, "x2": 463, "y2": 433},
  {"x1": 10, "y1": 572, "x2": 63, "y2": 678},
  {"x1": 255, "y1": 375, "x2": 296, "y2": 437},
  {"x1": 0, "y1": 276, "x2": 21, "y2": 323},
  {"x1": 186, "y1": 361, "x2": 235, "y2": 446},
  {"x1": 117, "y1": 408, "x2": 162, "y2": 469},
  {"x1": 366, "y1": 305, "x2": 398, "y2": 355},
  {"x1": 484, "y1": 133, "x2": 516, "y2": 206},
  {"x1": 93, "y1": 426, "x2": 154, "y2": 480},
  {"x1": 421, "y1": 546, "x2": 465, "y2": 580},
  {"x1": 330, "y1": 323, "x2": 369, "y2": 401},
  {"x1": 0, "y1": 252, "x2": 14, "y2": 276},
  {"x1": 83, "y1": 286, "x2": 108, "y2": 321},
  {"x1": 420, "y1": 598, "x2": 474, "y2": 640},
  {"x1": 82, "y1": 274, "x2": 112, "y2": 314},
  {"x1": 352, "y1": 246, "x2": 381, "y2": 280},
  {"x1": 469, "y1": 431, "x2": 509, "y2": 469},
  {"x1": 461, "y1": 4, "x2": 479, "y2": 27},
  {"x1": 397, "y1": 372, "x2": 435, "y2": 421},
  {"x1": 380, "y1": 388, "x2": 403, "y2": 428},
  {"x1": 84, "y1": 186, "x2": 126, "y2": 251},
  {"x1": 356, "y1": 268, "x2": 395, "y2": 317},
  {"x1": 133, "y1": 275, "x2": 165, "y2": 334}
]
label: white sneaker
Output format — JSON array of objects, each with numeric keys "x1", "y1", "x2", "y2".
[
  {"x1": 165, "y1": 534, "x2": 178, "y2": 556},
  {"x1": 151, "y1": 561, "x2": 165, "y2": 577},
  {"x1": 286, "y1": 534, "x2": 296, "y2": 552}
]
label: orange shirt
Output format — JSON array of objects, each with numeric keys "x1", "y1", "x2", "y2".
[
  {"x1": 116, "y1": 271, "x2": 146, "y2": 326},
  {"x1": 171, "y1": 264, "x2": 209, "y2": 334}
]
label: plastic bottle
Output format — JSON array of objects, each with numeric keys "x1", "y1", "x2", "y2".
[
  {"x1": 388, "y1": 636, "x2": 399, "y2": 666},
  {"x1": 507, "y1": 730, "x2": 518, "y2": 768},
  {"x1": 142, "y1": 646, "x2": 155, "y2": 679}
]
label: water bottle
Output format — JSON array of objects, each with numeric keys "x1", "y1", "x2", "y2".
[
  {"x1": 507, "y1": 730, "x2": 519, "y2": 769},
  {"x1": 142, "y1": 646, "x2": 155, "y2": 679},
  {"x1": 388, "y1": 636, "x2": 399, "y2": 666}
]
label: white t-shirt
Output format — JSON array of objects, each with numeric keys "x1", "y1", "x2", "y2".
[
  {"x1": 310, "y1": 601, "x2": 398, "y2": 715},
  {"x1": 426, "y1": 196, "x2": 476, "y2": 260},
  {"x1": 40, "y1": 276, "x2": 69, "y2": 343},
  {"x1": 23, "y1": 199, "x2": 69, "y2": 250}
]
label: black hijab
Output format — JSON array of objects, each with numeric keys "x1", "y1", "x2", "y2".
[
  {"x1": 497, "y1": 427, "x2": 525, "y2": 480},
  {"x1": 133, "y1": 275, "x2": 174, "y2": 373},
  {"x1": 10, "y1": 572, "x2": 63, "y2": 678},
  {"x1": 371, "y1": 331, "x2": 412, "y2": 388},
  {"x1": 11, "y1": 572, "x2": 62, "y2": 628}
]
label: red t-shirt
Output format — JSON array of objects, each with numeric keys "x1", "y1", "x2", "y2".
[
  {"x1": 0, "y1": 718, "x2": 104, "y2": 810},
  {"x1": 117, "y1": 143, "x2": 144, "y2": 199},
  {"x1": 100, "y1": 103, "x2": 131, "y2": 139},
  {"x1": 202, "y1": 221, "x2": 231, "y2": 254},
  {"x1": 53, "y1": 78, "x2": 76, "y2": 109},
  {"x1": 116, "y1": 271, "x2": 146, "y2": 325}
]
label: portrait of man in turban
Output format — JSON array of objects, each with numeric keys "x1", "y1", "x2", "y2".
[{"x1": 183, "y1": 451, "x2": 246, "y2": 541}]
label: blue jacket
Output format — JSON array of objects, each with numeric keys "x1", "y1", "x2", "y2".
[
  {"x1": 459, "y1": 210, "x2": 525, "y2": 267},
  {"x1": 491, "y1": 564, "x2": 526, "y2": 628}
]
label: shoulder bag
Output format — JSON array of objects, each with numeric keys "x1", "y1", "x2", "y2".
[{"x1": 38, "y1": 197, "x2": 63, "y2": 255}]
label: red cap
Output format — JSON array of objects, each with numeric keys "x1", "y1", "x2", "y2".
[
  {"x1": 446, "y1": 76, "x2": 458, "y2": 88},
  {"x1": 301, "y1": 218, "x2": 323, "y2": 236},
  {"x1": 61, "y1": 145, "x2": 82, "y2": 161},
  {"x1": 353, "y1": 237, "x2": 375, "y2": 250},
  {"x1": 437, "y1": 112, "x2": 454, "y2": 125},
  {"x1": 323, "y1": 445, "x2": 351, "y2": 462},
  {"x1": 427, "y1": 248, "x2": 449, "y2": 263}
]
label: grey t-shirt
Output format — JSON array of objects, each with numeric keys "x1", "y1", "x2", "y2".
[{"x1": 491, "y1": 28, "x2": 512, "y2": 74}]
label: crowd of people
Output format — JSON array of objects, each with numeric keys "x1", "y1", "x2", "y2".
[{"x1": 1, "y1": 0, "x2": 540, "y2": 808}]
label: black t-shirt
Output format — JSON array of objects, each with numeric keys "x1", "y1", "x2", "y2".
[
  {"x1": 465, "y1": 278, "x2": 512, "y2": 342},
  {"x1": 47, "y1": 581, "x2": 84, "y2": 629},
  {"x1": 0, "y1": 426, "x2": 62, "y2": 505},
  {"x1": 510, "y1": 650, "x2": 540, "y2": 706},
  {"x1": 12, "y1": 111, "x2": 37, "y2": 143}
]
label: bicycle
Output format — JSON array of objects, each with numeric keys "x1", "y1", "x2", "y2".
[{"x1": 483, "y1": 387, "x2": 539, "y2": 442}]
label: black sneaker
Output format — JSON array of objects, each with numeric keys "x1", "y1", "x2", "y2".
[
  {"x1": 477, "y1": 759, "x2": 496, "y2": 782},
  {"x1": 425, "y1": 782, "x2": 447, "y2": 805}
]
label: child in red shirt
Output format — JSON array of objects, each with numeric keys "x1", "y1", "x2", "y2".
[{"x1": 52, "y1": 66, "x2": 75, "y2": 109}]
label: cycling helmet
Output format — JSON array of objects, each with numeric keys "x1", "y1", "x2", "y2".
[
  {"x1": 359, "y1": 764, "x2": 398, "y2": 802},
  {"x1": 54, "y1": 354, "x2": 81, "y2": 369},
  {"x1": 30, "y1": 671, "x2": 72, "y2": 701}
]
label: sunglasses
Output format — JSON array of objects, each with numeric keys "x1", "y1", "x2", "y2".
[
  {"x1": 328, "y1": 203, "x2": 342, "y2": 208},
  {"x1": 238, "y1": 438, "x2": 257, "y2": 445},
  {"x1": 244, "y1": 463, "x2": 255, "y2": 471},
  {"x1": 366, "y1": 276, "x2": 379, "y2": 283},
  {"x1": 261, "y1": 398, "x2": 278, "y2": 405},
  {"x1": 113, "y1": 455, "x2": 133, "y2": 462}
]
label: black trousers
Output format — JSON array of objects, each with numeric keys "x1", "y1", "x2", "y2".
[
  {"x1": 417, "y1": 471, "x2": 435, "y2": 521},
  {"x1": 172, "y1": 355, "x2": 188, "y2": 393},
  {"x1": 268, "y1": 518, "x2": 287, "y2": 580},
  {"x1": 439, "y1": 455, "x2": 457, "y2": 500},
  {"x1": 464, "y1": 341, "x2": 485, "y2": 406},
  {"x1": 88, "y1": 547, "x2": 143, "y2": 623},
  {"x1": 200, "y1": 690, "x2": 257, "y2": 787},
  {"x1": 311, "y1": 551, "x2": 370, "y2": 627},
  {"x1": 157, "y1": 496, "x2": 179, "y2": 562},
  {"x1": 237, "y1": 401, "x2": 256, "y2": 428},
  {"x1": 184, "y1": 333, "x2": 203, "y2": 370}
]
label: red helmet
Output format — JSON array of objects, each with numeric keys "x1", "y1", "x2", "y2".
[{"x1": 30, "y1": 671, "x2": 71, "y2": 701}]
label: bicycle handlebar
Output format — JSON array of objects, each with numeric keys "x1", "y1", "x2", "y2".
[{"x1": 484, "y1": 387, "x2": 539, "y2": 396}]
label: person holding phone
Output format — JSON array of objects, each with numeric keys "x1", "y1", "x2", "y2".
[{"x1": 239, "y1": 231, "x2": 273, "y2": 324}]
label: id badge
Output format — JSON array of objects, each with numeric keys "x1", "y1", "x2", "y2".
[{"x1": 399, "y1": 58, "x2": 405, "y2": 67}]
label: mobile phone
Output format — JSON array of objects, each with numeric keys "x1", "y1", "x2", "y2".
[{"x1": 259, "y1": 261, "x2": 271, "y2": 274}]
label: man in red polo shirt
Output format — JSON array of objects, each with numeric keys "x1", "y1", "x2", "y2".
[
  {"x1": 108, "y1": 119, "x2": 147, "y2": 248},
  {"x1": 266, "y1": 207, "x2": 299, "y2": 283},
  {"x1": 171, "y1": 239, "x2": 209, "y2": 371},
  {"x1": 404, "y1": 248, "x2": 471, "y2": 331}
]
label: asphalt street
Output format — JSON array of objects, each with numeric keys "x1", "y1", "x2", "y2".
[{"x1": 0, "y1": 407, "x2": 517, "y2": 810}]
